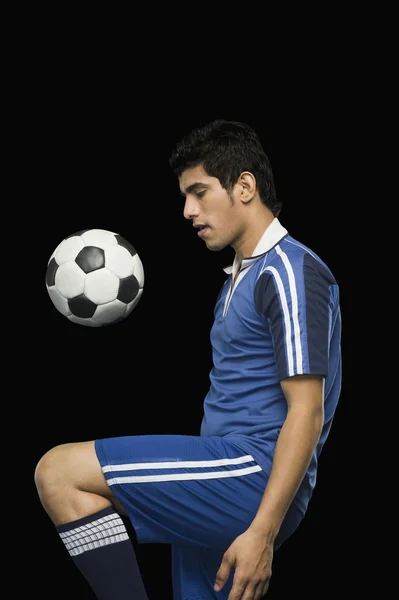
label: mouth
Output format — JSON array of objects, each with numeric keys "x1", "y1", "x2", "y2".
[{"x1": 195, "y1": 225, "x2": 209, "y2": 238}]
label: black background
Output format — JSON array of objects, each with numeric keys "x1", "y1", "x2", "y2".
[{"x1": 15, "y1": 31, "x2": 354, "y2": 599}]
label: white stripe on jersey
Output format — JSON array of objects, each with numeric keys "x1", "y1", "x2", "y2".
[
  {"x1": 275, "y1": 245, "x2": 303, "y2": 374},
  {"x1": 262, "y1": 265, "x2": 294, "y2": 376}
]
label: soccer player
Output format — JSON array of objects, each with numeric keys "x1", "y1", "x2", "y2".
[{"x1": 34, "y1": 119, "x2": 342, "y2": 599}]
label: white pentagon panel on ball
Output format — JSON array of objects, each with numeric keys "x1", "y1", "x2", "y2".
[
  {"x1": 84, "y1": 268, "x2": 119, "y2": 304},
  {"x1": 132, "y1": 254, "x2": 145, "y2": 288},
  {"x1": 94, "y1": 299, "x2": 127, "y2": 325},
  {"x1": 55, "y1": 261, "x2": 85, "y2": 298},
  {"x1": 81, "y1": 229, "x2": 118, "y2": 250},
  {"x1": 105, "y1": 245, "x2": 135, "y2": 278},
  {"x1": 125, "y1": 288, "x2": 144, "y2": 316},
  {"x1": 68, "y1": 315, "x2": 102, "y2": 327},
  {"x1": 51, "y1": 236, "x2": 85, "y2": 265},
  {"x1": 47, "y1": 286, "x2": 72, "y2": 316}
]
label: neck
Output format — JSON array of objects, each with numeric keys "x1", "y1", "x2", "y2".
[{"x1": 234, "y1": 211, "x2": 275, "y2": 262}]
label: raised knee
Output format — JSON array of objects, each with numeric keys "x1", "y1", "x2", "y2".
[{"x1": 34, "y1": 444, "x2": 70, "y2": 496}]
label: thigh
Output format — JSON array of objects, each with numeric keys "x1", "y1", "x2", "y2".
[{"x1": 94, "y1": 433, "x2": 268, "y2": 548}]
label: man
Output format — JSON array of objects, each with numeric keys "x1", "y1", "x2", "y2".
[{"x1": 34, "y1": 119, "x2": 342, "y2": 599}]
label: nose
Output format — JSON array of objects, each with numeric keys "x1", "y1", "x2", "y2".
[{"x1": 183, "y1": 196, "x2": 200, "y2": 221}]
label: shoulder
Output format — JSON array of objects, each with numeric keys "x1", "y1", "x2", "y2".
[{"x1": 261, "y1": 235, "x2": 337, "y2": 285}]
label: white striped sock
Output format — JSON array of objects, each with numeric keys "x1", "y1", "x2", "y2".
[{"x1": 58, "y1": 511, "x2": 130, "y2": 557}]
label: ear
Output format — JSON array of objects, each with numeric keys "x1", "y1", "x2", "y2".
[{"x1": 237, "y1": 171, "x2": 256, "y2": 204}]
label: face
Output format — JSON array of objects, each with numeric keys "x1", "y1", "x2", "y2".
[{"x1": 179, "y1": 164, "x2": 246, "y2": 252}]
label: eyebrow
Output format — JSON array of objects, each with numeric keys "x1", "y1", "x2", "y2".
[{"x1": 180, "y1": 182, "x2": 208, "y2": 197}]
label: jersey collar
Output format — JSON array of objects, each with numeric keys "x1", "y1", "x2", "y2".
[{"x1": 223, "y1": 218, "x2": 288, "y2": 275}]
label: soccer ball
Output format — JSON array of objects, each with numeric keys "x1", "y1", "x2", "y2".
[{"x1": 45, "y1": 228, "x2": 144, "y2": 327}]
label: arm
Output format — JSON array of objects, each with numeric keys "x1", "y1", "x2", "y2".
[
  {"x1": 213, "y1": 374, "x2": 325, "y2": 595},
  {"x1": 249, "y1": 374, "x2": 324, "y2": 543}
]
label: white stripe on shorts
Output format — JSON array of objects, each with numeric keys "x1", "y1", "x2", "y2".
[
  {"x1": 102, "y1": 453, "x2": 256, "y2": 472},
  {"x1": 101, "y1": 454, "x2": 262, "y2": 485}
]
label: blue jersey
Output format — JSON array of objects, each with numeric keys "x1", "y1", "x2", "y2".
[{"x1": 200, "y1": 218, "x2": 342, "y2": 514}]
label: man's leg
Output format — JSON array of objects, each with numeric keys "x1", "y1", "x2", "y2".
[{"x1": 34, "y1": 440, "x2": 148, "y2": 599}]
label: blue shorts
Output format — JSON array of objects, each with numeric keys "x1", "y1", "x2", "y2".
[{"x1": 95, "y1": 433, "x2": 303, "y2": 600}]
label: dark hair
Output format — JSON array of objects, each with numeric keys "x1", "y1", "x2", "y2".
[{"x1": 169, "y1": 119, "x2": 282, "y2": 216}]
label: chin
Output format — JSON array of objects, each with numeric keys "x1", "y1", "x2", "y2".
[{"x1": 206, "y1": 241, "x2": 227, "y2": 252}]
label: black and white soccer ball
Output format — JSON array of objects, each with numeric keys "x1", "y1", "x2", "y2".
[{"x1": 45, "y1": 228, "x2": 144, "y2": 327}]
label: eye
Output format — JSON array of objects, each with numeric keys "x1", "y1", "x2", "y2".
[{"x1": 196, "y1": 190, "x2": 206, "y2": 198}]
